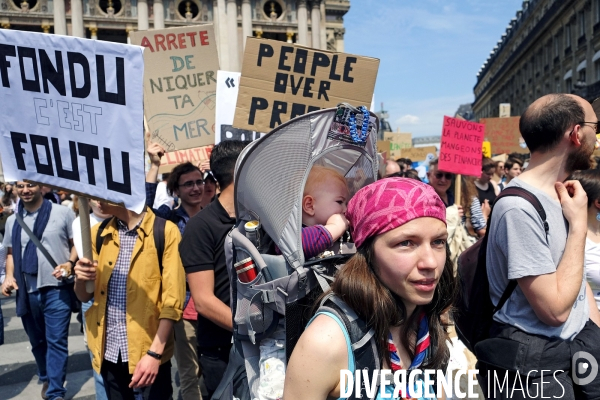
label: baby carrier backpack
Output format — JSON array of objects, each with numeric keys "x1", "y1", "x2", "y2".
[{"x1": 223, "y1": 104, "x2": 380, "y2": 400}]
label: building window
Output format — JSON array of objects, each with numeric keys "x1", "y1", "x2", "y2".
[
  {"x1": 566, "y1": 78, "x2": 573, "y2": 93},
  {"x1": 597, "y1": 0, "x2": 600, "y2": 24},
  {"x1": 566, "y1": 23, "x2": 571, "y2": 47},
  {"x1": 595, "y1": 59, "x2": 600, "y2": 81},
  {"x1": 579, "y1": 68, "x2": 586, "y2": 83},
  {"x1": 554, "y1": 35, "x2": 559, "y2": 57},
  {"x1": 556, "y1": 77, "x2": 560, "y2": 92},
  {"x1": 580, "y1": 11, "x2": 586, "y2": 37}
]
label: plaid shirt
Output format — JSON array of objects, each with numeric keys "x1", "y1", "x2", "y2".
[{"x1": 104, "y1": 219, "x2": 141, "y2": 363}]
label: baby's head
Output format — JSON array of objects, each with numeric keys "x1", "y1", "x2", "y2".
[{"x1": 302, "y1": 166, "x2": 349, "y2": 226}]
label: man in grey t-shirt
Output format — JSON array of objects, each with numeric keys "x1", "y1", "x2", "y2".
[
  {"x1": 479, "y1": 94, "x2": 600, "y2": 400},
  {"x1": 1, "y1": 182, "x2": 77, "y2": 400}
]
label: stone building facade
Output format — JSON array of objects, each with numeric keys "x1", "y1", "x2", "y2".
[
  {"x1": 473, "y1": 0, "x2": 600, "y2": 119},
  {"x1": 0, "y1": 0, "x2": 349, "y2": 70}
]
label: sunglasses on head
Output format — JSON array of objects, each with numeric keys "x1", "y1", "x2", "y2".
[{"x1": 434, "y1": 172, "x2": 454, "y2": 180}]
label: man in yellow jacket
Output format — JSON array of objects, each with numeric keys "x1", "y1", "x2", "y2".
[{"x1": 73, "y1": 203, "x2": 185, "y2": 400}]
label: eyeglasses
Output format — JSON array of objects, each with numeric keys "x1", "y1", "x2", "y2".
[
  {"x1": 434, "y1": 172, "x2": 454, "y2": 180},
  {"x1": 578, "y1": 121, "x2": 600, "y2": 134},
  {"x1": 179, "y1": 179, "x2": 204, "y2": 189},
  {"x1": 16, "y1": 183, "x2": 37, "y2": 189}
]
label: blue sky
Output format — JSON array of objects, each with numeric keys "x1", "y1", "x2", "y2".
[{"x1": 344, "y1": 0, "x2": 524, "y2": 137}]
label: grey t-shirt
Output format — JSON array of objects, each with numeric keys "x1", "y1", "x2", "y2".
[
  {"x1": 3, "y1": 203, "x2": 75, "y2": 292},
  {"x1": 487, "y1": 178, "x2": 588, "y2": 340}
]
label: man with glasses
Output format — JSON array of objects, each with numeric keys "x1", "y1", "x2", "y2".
[
  {"x1": 145, "y1": 142, "x2": 206, "y2": 400},
  {"x1": 479, "y1": 94, "x2": 600, "y2": 398},
  {"x1": 1, "y1": 182, "x2": 77, "y2": 400},
  {"x1": 427, "y1": 158, "x2": 456, "y2": 206},
  {"x1": 475, "y1": 157, "x2": 500, "y2": 205}
]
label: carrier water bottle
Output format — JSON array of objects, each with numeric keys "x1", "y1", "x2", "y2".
[{"x1": 244, "y1": 220, "x2": 261, "y2": 248}]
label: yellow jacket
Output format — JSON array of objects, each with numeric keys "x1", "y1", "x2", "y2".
[{"x1": 85, "y1": 210, "x2": 185, "y2": 374}]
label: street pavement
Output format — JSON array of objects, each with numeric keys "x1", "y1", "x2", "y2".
[{"x1": 0, "y1": 293, "x2": 199, "y2": 400}]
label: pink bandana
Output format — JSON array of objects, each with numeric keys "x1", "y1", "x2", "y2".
[{"x1": 347, "y1": 178, "x2": 446, "y2": 248}]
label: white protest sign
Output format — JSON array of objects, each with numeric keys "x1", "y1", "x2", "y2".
[
  {"x1": 0, "y1": 30, "x2": 146, "y2": 213},
  {"x1": 215, "y1": 70, "x2": 261, "y2": 144}
]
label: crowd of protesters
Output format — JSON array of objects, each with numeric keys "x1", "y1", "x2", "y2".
[{"x1": 2, "y1": 93, "x2": 600, "y2": 399}]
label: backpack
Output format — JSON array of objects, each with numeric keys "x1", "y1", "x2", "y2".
[
  {"x1": 95, "y1": 215, "x2": 166, "y2": 273},
  {"x1": 222, "y1": 105, "x2": 381, "y2": 400},
  {"x1": 455, "y1": 186, "x2": 549, "y2": 354}
]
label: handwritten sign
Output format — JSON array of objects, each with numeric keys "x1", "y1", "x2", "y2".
[
  {"x1": 480, "y1": 117, "x2": 527, "y2": 154},
  {"x1": 377, "y1": 140, "x2": 391, "y2": 154},
  {"x1": 233, "y1": 37, "x2": 379, "y2": 133},
  {"x1": 130, "y1": 25, "x2": 219, "y2": 151},
  {"x1": 439, "y1": 116, "x2": 485, "y2": 176},
  {"x1": 0, "y1": 30, "x2": 146, "y2": 212},
  {"x1": 158, "y1": 145, "x2": 212, "y2": 174},
  {"x1": 400, "y1": 146, "x2": 438, "y2": 162},
  {"x1": 384, "y1": 132, "x2": 412, "y2": 159}
]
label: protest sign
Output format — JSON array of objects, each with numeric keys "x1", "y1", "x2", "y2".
[
  {"x1": 482, "y1": 141, "x2": 492, "y2": 158},
  {"x1": 384, "y1": 132, "x2": 412, "y2": 159},
  {"x1": 159, "y1": 145, "x2": 213, "y2": 174},
  {"x1": 130, "y1": 25, "x2": 219, "y2": 151},
  {"x1": 439, "y1": 116, "x2": 485, "y2": 176},
  {"x1": 0, "y1": 30, "x2": 146, "y2": 212},
  {"x1": 400, "y1": 146, "x2": 437, "y2": 162},
  {"x1": 480, "y1": 116, "x2": 527, "y2": 154},
  {"x1": 377, "y1": 140, "x2": 391, "y2": 154},
  {"x1": 215, "y1": 70, "x2": 261, "y2": 143},
  {"x1": 233, "y1": 37, "x2": 379, "y2": 133}
]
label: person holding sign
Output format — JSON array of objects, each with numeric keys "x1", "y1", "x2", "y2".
[
  {"x1": 1, "y1": 182, "x2": 77, "y2": 400},
  {"x1": 73, "y1": 205, "x2": 185, "y2": 400},
  {"x1": 146, "y1": 142, "x2": 206, "y2": 400}
]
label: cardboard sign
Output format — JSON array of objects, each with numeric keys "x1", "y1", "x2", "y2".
[
  {"x1": 0, "y1": 30, "x2": 146, "y2": 212},
  {"x1": 384, "y1": 132, "x2": 412, "y2": 159},
  {"x1": 439, "y1": 116, "x2": 485, "y2": 176},
  {"x1": 377, "y1": 140, "x2": 391, "y2": 154},
  {"x1": 130, "y1": 25, "x2": 219, "y2": 151},
  {"x1": 234, "y1": 37, "x2": 379, "y2": 132},
  {"x1": 159, "y1": 145, "x2": 212, "y2": 174},
  {"x1": 215, "y1": 70, "x2": 261, "y2": 143},
  {"x1": 480, "y1": 117, "x2": 527, "y2": 154},
  {"x1": 400, "y1": 146, "x2": 438, "y2": 162}
]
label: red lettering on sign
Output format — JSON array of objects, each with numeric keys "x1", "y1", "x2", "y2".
[
  {"x1": 199, "y1": 31, "x2": 209, "y2": 46},
  {"x1": 178, "y1": 33, "x2": 187, "y2": 49},
  {"x1": 166, "y1": 33, "x2": 178, "y2": 50},
  {"x1": 155, "y1": 34, "x2": 167, "y2": 51},
  {"x1": 139, "y1": 36, "x2": 154, "y2": 52}
]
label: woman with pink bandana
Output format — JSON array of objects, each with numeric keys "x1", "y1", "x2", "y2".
[{"x1": 283, "y1": 178, "x2": 457, "y2": 400}]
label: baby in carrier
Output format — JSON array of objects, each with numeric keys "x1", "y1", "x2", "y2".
[
  {"x1": 258, "y1": 166, "x2": 350, "y2": 399},
  {"x1": 277, "y1": 165, "x2": 350, "y2": 259}
]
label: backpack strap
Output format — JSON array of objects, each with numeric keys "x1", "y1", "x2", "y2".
[
  {"x1": 95, "y1": 217, "x2": 114, "y2": 256},
  {"x1": 153, "y1": 216, "x2": 166, "y2": 275},
  {"x1": 489, "y1": 186, "x2": 549, "y2": 313},
  {"x1": 95, "y1": 215, "x2": 166, "y2": 275},
  {"x1": 318, "y1": 294, "x2": 380, "y2": 400}
]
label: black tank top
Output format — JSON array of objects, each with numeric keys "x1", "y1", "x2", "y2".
[{"x1": 477, "y1": 183, "x2": 497, "y2": 205}]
